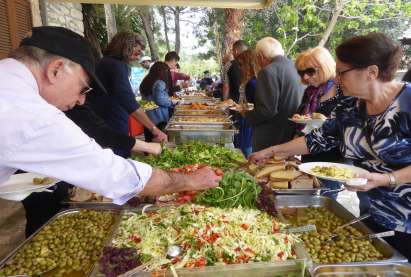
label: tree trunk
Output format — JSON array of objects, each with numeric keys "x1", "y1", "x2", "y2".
[
  {"x1": 159, "y1": 7, "x2": 170, "y2": 52},
  {"x1": 173, "y1": 8, "x2": 181, "y2": 54},
  {"x1": 104, "y1": 4, "x2": 117, "y2": 41},
  {"x1": 138, "y1": 7, "x2": 159, "y2": 61},
  {"x1": 82, "y1": 4, "x2": 102, "y2": 60},
  {"x1": 222, "y1": 9, "x2": 245, "y2": 58},
  {"x1": 318, "y1": 0, "x2": 345, "y2": 47}
]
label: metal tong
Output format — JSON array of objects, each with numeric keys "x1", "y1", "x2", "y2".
[{"x1": 329, "y1": 213, "x2": 371, "y2": 241}]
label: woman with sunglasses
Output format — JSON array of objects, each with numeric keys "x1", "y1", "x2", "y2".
[
  {"x1": 249, "y1": 33, "x2": 411, "y2": 260},
  {"x1": 294, "y1": 47, "x2": 346, "y2": 199}
]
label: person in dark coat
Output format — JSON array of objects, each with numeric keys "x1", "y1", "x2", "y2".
[{"x1": 242, "y1": 37, "x2": 303, "y2": 151}]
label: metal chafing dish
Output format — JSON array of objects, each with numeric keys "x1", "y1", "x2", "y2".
[
  {"x1": 311, "y1": 263, "x2": 411, "y2": 277},
  {"x1": 169, "y1": 115, "x2": 232, "y2": 125},
  {"x1": 165, "y1": 122, "x2": 237, "y2": 144},
  {"x1": 174, "y1": 109, "x2": 228, "y2": 116},
  {"x1": 0, "y1": 208, "x2": 120, "y2": 277},
  {"x1": 274, "y1": 195, "x2": 408, "y2": 270},
  {"x1": 92, "y1": 207, "x2": 309, "y2": 277}
]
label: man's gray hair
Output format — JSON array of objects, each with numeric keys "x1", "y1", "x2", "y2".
[
  {"x1": 256, "y1": 37, "x2": 284, "y2": 60},
  {"x1": 9, "y1": 45, "x2": 76, "y2": 68}
]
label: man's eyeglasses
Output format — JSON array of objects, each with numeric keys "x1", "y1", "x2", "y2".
[
  {"x1": 297, "y1": 67, "x2": 317, "y2": 78},
  {"x1": 63, "y1": 64, "x2": 93, "y2": 96}
]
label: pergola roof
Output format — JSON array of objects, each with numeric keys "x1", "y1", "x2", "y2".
[{"x1": 53, "y1": 0, "x2": 274, "y2": 9}]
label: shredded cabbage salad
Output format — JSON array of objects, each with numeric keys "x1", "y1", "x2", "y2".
[{"x1": 113, "y1": 204, "x2": 298, "y2": 271}]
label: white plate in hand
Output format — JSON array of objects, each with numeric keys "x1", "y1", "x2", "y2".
[
  {"x1": 0, "y1": 173, "x2": 58, "y2": 201},
  {"x1": 298, "y1": 162, "x2": 368, "y2": 182}
]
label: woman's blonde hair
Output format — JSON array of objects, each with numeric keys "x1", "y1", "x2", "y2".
[
  {"x1": 295, "y1": 46, "x2": 336, "y2": 85},
  {"x1": 237, "y1": 49, "x2": 257, "y2": 86}
]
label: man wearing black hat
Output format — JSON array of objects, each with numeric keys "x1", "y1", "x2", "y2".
[{"x1": 0, "y1": 26, "x2": 221, "y2": 206}]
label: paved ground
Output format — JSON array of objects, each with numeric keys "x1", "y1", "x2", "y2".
[
  {"x1": 0, "y1": 190, "x2": 360, "y2": 261},
  {"x1": 0, "y1": 199, "x2": 26, "y2": 260}
]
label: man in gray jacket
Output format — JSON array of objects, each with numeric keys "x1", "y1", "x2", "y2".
[{"x1": 243, "y1": 37, "x2": 303, "y2": 151}]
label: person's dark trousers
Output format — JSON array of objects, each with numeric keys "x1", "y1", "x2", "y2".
[
  {"x1": 22, "y1": 182, "x2": 71, "y2": 238},
  {"x1": 144, "y1": 122, "x2": 167, "y2": 142},
  {"x1": 363, "y1": 217, "x2": 411, "y2": 262}
]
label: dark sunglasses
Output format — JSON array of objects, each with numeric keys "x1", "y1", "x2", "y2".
[{"x1": 297, "y1": 67, "x2": 317, "y2": 77}]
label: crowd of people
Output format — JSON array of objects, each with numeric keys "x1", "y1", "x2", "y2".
[
  {"x1": 0, "y1": 24, "x2": 410, "y2": 262},
  {"x1": 221, "y1": 33, "x2": 411, "y2": 260}
]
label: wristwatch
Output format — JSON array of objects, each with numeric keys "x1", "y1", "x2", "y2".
[{"x1": 386, "y1": 172, "x2": 397, "y2": 187}]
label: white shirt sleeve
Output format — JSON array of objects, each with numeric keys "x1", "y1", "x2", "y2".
[{"x1": 2, "y1": 112, "x2": 152, "y2": 205}]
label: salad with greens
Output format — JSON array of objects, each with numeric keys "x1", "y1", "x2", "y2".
[
  {"x1": 113, "y1": 204, "x2": 298, "y2": 271},
  {"x1": 195, "y1": 171, "x2": 261, "y2": 209},
  {"x1": 135, "y1": 141, "x2": 246, "y2": 170}
]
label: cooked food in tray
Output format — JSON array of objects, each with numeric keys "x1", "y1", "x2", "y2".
[
  {"x1": 283, "y1": 207, "x2": 384, "y2": 264},
  {"x1": 176, "y1": 103, "x2": 216, "y2": 110},
  {"x1": 138, "y1": 100, "x2": 158, "y2": 111},
  {"x1": 215, "y1": 99, "x2": 236, "y2": 109},
  {"x1": 175, "y1": 110, "x2": 226, "y2": 116},
  {"x1": 112, "y1": 204, "x2": 298, "y2": 271},
  {"x1": 173, "y1": 116, "x2": 230, "y2": 123},
  {"x1": 0, "y1": 210, "x2": 116, "y2": 277}
]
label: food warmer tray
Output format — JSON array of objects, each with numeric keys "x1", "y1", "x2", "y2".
[
  {"x1": 274, "y1": 195, "x2": 408, "y2": 269},
  {"x1": 165, "y1": 123, "x2": 237, "y2": 145},
  {"x1": 0, "y1": 208, "x2": 121, "y2": 277},
  {"x1": 92, "y1": 206, "x2": 309, "y2": 277},
  {"x1": 169, "y1": 116, "x2": 232, "y2": 125},
  {"x1": 174, "y1": 109, "x2": 228, "y2": 116},
  {"x1": 311, "y1": 263, "x2": 411, "y2": 277}
]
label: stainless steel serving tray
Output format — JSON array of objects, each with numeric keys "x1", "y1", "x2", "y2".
[
  {"x1": 274, "y1": 195, "x2": 408, "y2": 270},
  {"x1": 170, "y1": 116, "x2": 232, "y2": 125},
  {"x1": 93, "y1": 207, "x2": 309, "y2": 277},
  {"x1": 0, "y1": 208, "x2": 120, "y2": 277},
  {"x1": 174, "y1": 109, "x2": 228, "y2": 116},
  {"x1": 311, "y1": 263, "x2": 411, "y2": 277},
  {"x1": 165, "y1": 122, "x2": 237, "y2": 144}
]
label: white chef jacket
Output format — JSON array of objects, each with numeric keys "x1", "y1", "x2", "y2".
[{"x1": 0, "y1": 58, "x2": 153, "y2": 205}]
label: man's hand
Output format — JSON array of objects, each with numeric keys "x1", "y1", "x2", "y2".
[
  {"x1": 152, "y1": 128, "x2": 168, "y2": 143},
  {"x1": 187, "y1": 166, "x2": 222, "y2": 191},
  {"x1": 145, "y1": 143, "x2": 162, "y2": 155}
]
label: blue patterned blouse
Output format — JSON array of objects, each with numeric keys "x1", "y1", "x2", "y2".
[{"x1": 305, "y1": 82, "x2": 411, "y2": 233}]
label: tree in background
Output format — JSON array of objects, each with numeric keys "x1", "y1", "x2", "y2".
[{"x1": 243, "y1": 0, "x2": 411, "y2": 60}]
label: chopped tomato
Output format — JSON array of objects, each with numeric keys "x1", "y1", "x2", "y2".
[
  {"x1": 244, "y1": 247, "x2": 255, "y2": 254},
  {"x1": 241, "y1": 223, "x2": 249, "y2": 230},
  {"x1": 234, "y1": 247, "x2": 241, "y2": 252},
  {"x1": 194, "y1": 258, "x2": 206, "y2": 267},
  {"x1": 214, "y1": 168, "x2": 224, "y2": 176},
  {"x1": 129, "y1": 234, "x2": 141, "y2": 243},
  {"x1": 284, "y1": 236, "x2": 289, "y2": 244},
  {"x1": 277, "y1": 251, "x2": 285, "y2": 259}
]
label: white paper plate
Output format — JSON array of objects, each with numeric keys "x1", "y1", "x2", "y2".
[
  {"x1": 0, "y1": 173, "x2": 58, "y2": 201},
  {"x1": 289, "y1": 118, "x2": 326, "y2": 125},
  {"x1": 298, "y1": 162, "x2": 368, "y2": 182}
]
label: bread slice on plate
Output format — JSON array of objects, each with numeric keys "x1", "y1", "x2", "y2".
[
  {"x1": 290, "y1": 175, "x2": 314, "y2": 189},
  {"x1": 70, "y1": 187, "x2": 94, "y2": 202},
  {"x1": 270, "y1": 181, "x2": 289, "y2": 189},
  {"x1": 270, "y1": 169, "x2": 296, "y2": 181}
]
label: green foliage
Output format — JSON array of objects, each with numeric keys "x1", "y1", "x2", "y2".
[{"x1": 242, "y1": 0, "x2": 411, "y2": 61}]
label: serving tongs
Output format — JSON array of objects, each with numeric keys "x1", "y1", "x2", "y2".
[{"x1": 329, "y1": 213, "x2": 371, "y2": 240}]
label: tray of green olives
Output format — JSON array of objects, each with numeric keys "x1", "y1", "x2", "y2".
[
  {"x1": 0, "y1": 209, "x2": 120, "y2": 277},
  {"x1": 274, "y1": 195, "x2": 407, "y2": 269}
]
